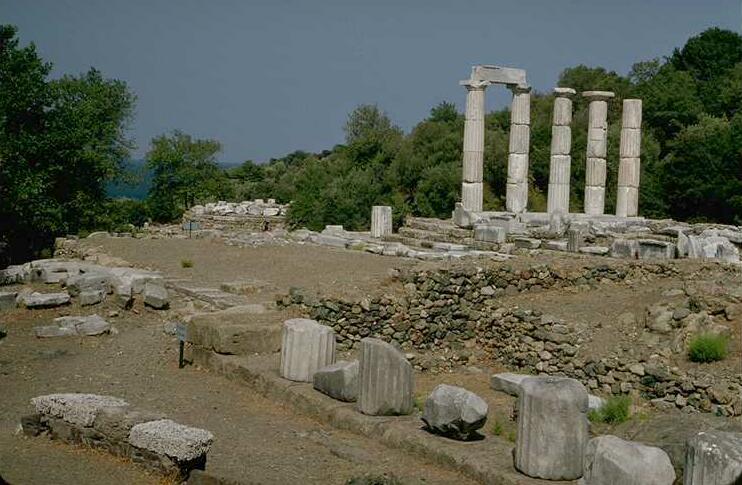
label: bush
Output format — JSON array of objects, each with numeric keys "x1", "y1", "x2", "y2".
[
  {"x1": 688, "y1": 333, "x2": 729, "y2": 362},
  {"x1": 588, "y1": 396, "x2": 631, "y2": 424},
  {"x1": 180, "y1": 259, "x2": 193, "y2": 268}
]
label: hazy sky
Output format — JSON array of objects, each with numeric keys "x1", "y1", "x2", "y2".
[{"x1": 4, "y1": 0, "x2": 741, "y2": 164}]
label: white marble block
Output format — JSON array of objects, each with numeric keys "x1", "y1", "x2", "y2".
[
  {"x1": 358, "y1": 338, "x2": 414, "y2": 416},
  {"x1": 507, "y1": 153, "x2": 529, "y2": 182},
  {"x1": 370, "y1": 206, "x2": 392, "y2": 238},
  {"x1": 510, "y1": 90, "x2": 531, "y2": 125},
  {"x1": 508, "y1": 124, "x2": 531, "y2": 155},
  {"x1": 549, "y1": 155, "x2": 571, "y2": 185},
  {"x1": 615, "y1": 187, "x2": 639, "y2": 218},
  {"x1": 460, "y1": 81, "x2": 487, "y2": 213},
  {"x1": 617, "y1": 158, "x2": 641, "y2": 188},
  {"x1": 620, "y1": 128, "x2": 641, "y2": 158},
  {"x1": 506, "y1": 182, "x2": 528, "y2": 214},
  {"x1": 461, "y1": 182, "x2": 483, "y2": 213},
  {"x1": 684, "y1": 430, "x2": 742, "y2": 485},
  {"x1": 514, "y1": 376, "x2": 589, "y2": 480},
  {"x1": 622, "y1": 99, "x2": 642, "y2": 129},
  {"x1": 584, "y1": 186, "x2": 606, "y2": 216},
  {"x1": 462, "y1": 157, "x2": 483, "y2": 183},
  {"x1": 585, "y1": 158, "x2": 607, "y2": 186},
  {"x1": 581, "y1": 435, "x2": 676, "y2": 485},
  {"x1": 548, "y1": 183, "x2": 570, "y2": 215},
  {"x1": 280, "y1": 318, "x2": 335, "y2": 382},
  {"x1": 550, "y1": 126, "x2": 571, "y2": 155},
  {"x1": 552, "y1": 90, "x2": 575, "y2": 126},
  {"x1": 587, "y1": 100, "x2": 608, "y2": 128}
]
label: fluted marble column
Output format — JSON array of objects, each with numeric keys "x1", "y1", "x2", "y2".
[
  {"x1": 582, "y1": 91, "x2": 615, "y2": 216},
  {"x1": 506, "y1": 86, "x2": 531, "y2": 213},
  {"x1": 547, "y1": 87, "x2": 576, "y2": 214},
  {"x1": 616, "y1": 99, "x2": 642, "y2": 217},
  {"x1": 460, "y1": 80, "x2": 487, "y2": 212}
]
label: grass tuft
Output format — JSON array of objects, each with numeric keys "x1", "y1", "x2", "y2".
[
  {"x1": 491, "y1": 419, "x2": 503, "y2": 436},
  {"x1": 588, "y1": 395, "x2": 631, "y2": 424},
  {"x1": 180, "y1": 259, "x2": 194, "y2": 268},
  {"x1": 688, "y1": 333, "x2": 728, "y2": 363}
]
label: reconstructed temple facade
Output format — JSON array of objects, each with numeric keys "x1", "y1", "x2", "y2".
[{"x1": 458, "y1": 65, "x2": 642, "y2": 221}]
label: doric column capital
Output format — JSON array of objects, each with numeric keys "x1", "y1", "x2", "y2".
[
  {"x1": 582, "y1": 90, "x2": 615, "y2": 102},
  {"x1": 459, "y1": 79, "x2": 488, "y2": 91},
  {"x1": 554, "y1": 87, "x2": 576, "y2": 97}
]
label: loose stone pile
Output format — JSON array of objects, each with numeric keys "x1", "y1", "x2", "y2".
[
  {"x1": 21, "y1": 393, "x2": 213, "y2": 479},
  {"x1": 282, "y1": 262, "x2": 741, "y2": 416},
  {"x1": 185, "y1": 199, "x2": 288, "y2": 232}
]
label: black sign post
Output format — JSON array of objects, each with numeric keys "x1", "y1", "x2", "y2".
[{"x1": 176, "y1": 322, "x2": 187, "y2": 368}]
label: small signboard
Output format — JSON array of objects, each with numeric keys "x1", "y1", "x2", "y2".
[
  {"x1": 181, "y1": 221, "x2": 201, "y2": 231},
  {"x1": 175, "y1": 322, "x2": 187, "y2": 368}
]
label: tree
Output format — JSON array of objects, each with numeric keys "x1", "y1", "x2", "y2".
[
  {"x1": 146, "y1": 131, "x2": 230, "y2": 222},
  {"x1": 343, "y1": 104, "x2": 402, "y2": 167},
  {"x1": 0, "y1": 25, "x2": 134, "y2": 261}
]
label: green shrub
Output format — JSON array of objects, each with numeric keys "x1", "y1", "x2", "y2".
[
  {"x1": 688, "y1": 333, "x2": 729, "y2": 362},
  {"x1": 491, "y1": 420, "x2": 503, "y2": 436},
  {"x1": 180, "y1": 259, "x2": 193, "y2": 268},
  {"x1": 588, "y1": 395, "x2": 631, "y2": 424}
]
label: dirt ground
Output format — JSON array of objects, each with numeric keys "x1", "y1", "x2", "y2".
[{"x1": 0, "y1": 294, "x2": 475, "y2": 485}]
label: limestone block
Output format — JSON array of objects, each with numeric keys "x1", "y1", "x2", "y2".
[
  {"x1": 581, "y1": 435, "x2": 675, "y2": 485},
  {"x1": 677, "y1": 232, "x2": 690, "y2": 258},
  {"x1": 548, "y1": 184, "x2": 570, "y2": 215},
  {"x1": 32, "y1": 393, "x2": 129, "y2": 427},
  {"x1": 357, "y1": 337, "x2": 414, "y2": 416},
  {"x1": 584, "y1": 186, "x2": 606, "y2": 216},
  {"x1": 79, "y1": 289, "x2": 106, "y2": 306},
  {"x1": 684, "y1": 430, "x2": 742, "y2": 485},
  {"x1": 462, "y1": 120, "x2": 484, "y2": 154},
  {"x1": 35, "y1": 315, "x2": 111, "y2": 338},
  {"x1": 422, "y1": 384, "x2": 488, "y2": 440},
  {"x1": 585, "y1": 158, "x2": 607, "y2": 186},
  {"x1": 0, "y1": 265, "x2": 28, "y2": 285},
  {"x1": 93, "y1": 406, "x2": 165, "y2": 442},
  {"x1": 280, "y1": 318, "x2": 335, "y2": 382},
  {"x1": 513, "y1": 237, "x2": 541, "y2": 249},
  {"x1": 622, "y1": 99, "x2": 642, "y2": 129},
  {"x1": 620, "y1": 128, "x2": 641, "y2": 158},
  {"x1": 473, "y1": 224, "x2": 506, "y2": 243},
  {"x1": 464, "y1": 84, "x2": 485, "y2": 121},
  {"x1": 490, "y1": 372, "x2": 528, "y2": 396},
  {"x1": 461, "y1": 182, "x2": 483, "y2": 212},
  {"x1": 549, "y1": 155, "x2": 571, "y2": 184},
  {"x1": 144, "y1": 282, "x2": 169, "y2": 309},
  {"x1": 586, "y1": 136, "x2": 607, "y2": 158},
  {"x1": 187, "y1": 308, "x2": 283, "y2": 355},
  {"x1": 618, "y1": 158, "x2": 641, "y2": 188},
  {"x1": 567, "y1": 228, "x2": 584, "y2": 252},
  {"x1": 66, "y1": 272, "x2": 112, "y2": 296},
  {"x1": 544, "y1": 240, "x2": 568, "y2": 251},
  {"x1": 114, "y1": 284, "x2": 133, "y2": 309},
  {"x1": 507, "y1": 153, "x2": 529, "y2": 182},
  {"x1": 615, "y1": 187, "x2": 639, "y2": 218},
  {"x1": 514, "y1": 376, "x2": 589, "y2": 480},
  {"x1": 20, "y1": 292, "x2": 71, "y2": 309},
  {"x1": 128, "y1": 419, "x2": 214, "y2": 463},
  {"x1": 313, "y1": 360, "x2": 359, "y2": 402},
  {"x1": 506, "y1": 182, "x2": 528, "y2": 214},
  {"x1": 509, "y1": 124, "x2": 531, "y2": 154},
  {"x1": 0, "y1": 291, "x2": 17, "y2": 311},
  {"x1": 462, "y1": 157, "x2": 483, "y2": 183},
  {"x1": 370, "y1": 206, "x2": 392, "y2": 239},
  {"x1": 638, "y1": 240, "x2": 676, "y2": 260},
  {"x1": 550, "y1": 126, "x2": 572, "y2": 155},
  {"x1": 510, "y1": 91, "x2": 531, "y2": 125},
  {"x1": 553, "y1": 96, "x2": 573, "y2": 126},
  {"x1": 610, "y1": 239, "x2": 639, "y2": 259},
  {"x1": 579, "y1": 246, "x2": 609, "y2": 255},
  {"x1": 588, "y1": 100, "x2": 608, "y2": 128}
]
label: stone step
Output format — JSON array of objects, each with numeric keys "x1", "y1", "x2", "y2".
[
  {"x1": 383, "y1": 234, "x2": 501, "y2": 253},
  {"x1": 398, "y1": 227, "x2": 469, "y2": 244},
  {"x1": 404, "y1": 217, "x2": 473, "y2": 238}
]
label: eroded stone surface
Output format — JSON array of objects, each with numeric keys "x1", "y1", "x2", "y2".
[
  {"x1": 32, "y1": 393, "x2": 129, "y2": 427},
  {"x1": 313, "y1": 360, "x2": 359, "y2": 402},
  {"x1": 144, "y1": 282, "x2": 169, "y2": 309},
  {"x1": 685, "y1": 430, "x2": 742, "y2": 485},
  {"x1": 358, "y1": 338, "x2": 414, "y2": 416},
  {"x1": 422, "y1": 384, "x2": 488, "y2": 440},
  {"x1": 580, "y1": 435, "x2": 675, "y2": 485},
  {"x1": 128, "y1": 419, "x2": 214, "y2": 462},
  {"x1": 21, "y1": 292, "x2": 71, "y2": 309},
  {"x1": 280, "y1": 318, "x2": 335, "y2": 382}
]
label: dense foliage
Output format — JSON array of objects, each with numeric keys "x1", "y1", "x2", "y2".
[
  {"x1": 0, "y1": 25, "x2": 135, "y2": 261},
  {"x1": 226, "y1": 27, "x2": 742, "y2": 230}
]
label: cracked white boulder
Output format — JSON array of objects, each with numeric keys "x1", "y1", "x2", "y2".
[
  {"x1": 580, "y1": 435, "x2": 675, "y2": 484},
  {"x1": 32, "y1": 393, "x2": 129, "y2": 427},
  {"x1": 128, "y1": 419, "x2": 214, "y2": 462},
  {"x1": 422, "y1": 384, "x2": 488, "y2": 440}
]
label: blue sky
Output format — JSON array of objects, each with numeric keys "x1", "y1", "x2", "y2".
[{"x1": 4, "y1": 0, "x2": 741, "y2": 164}]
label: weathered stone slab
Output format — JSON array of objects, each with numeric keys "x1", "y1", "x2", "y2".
[
  {"x1": 35, "y1": 315, "x2": 111, "y2": 337},
  {"x1": 280, "y1": 318, "x2": 335, "y2": 382},
  {"x1": 490, "y1": 373, "x2": 528, "y2": 396},
  {"x1": 685, "y1": 430, "x2": 742, "y2": 485},
  {"x1": 66, "y1": 272, "x2": 112, "y2": 296},
  {"x1": 144, "y1": 282, "x2": 169, "y2": 309},
  {"x1": 371, "y1": 206, "x2": 393, "y2": 239},
  {"x1": 358, "y1": 338, "x2": 414, "y2": 416},
  {"x1": 313, "y1": 360, "x2": 359, "y2": 402},
  {"x1": 638, "y1": 240, "x2": 676, "y2": 260},
  {"x1": 514, "y1": 376, "x2": 589, "y2": 480},
  {"x1": 580, "y1": 435, "x2": 675, "y2": 485},
  {"x1": 513, "y1": 237, "x2": 541, "y2": 249},
  {"x1": 20, "y1": 292, "x2": 71, "y2": 309},
  {"x1": 32, "y1": 393, "x2": 129, "y2": 427},
  {"x1": 422, "y1": 384, "x2": 488, "y2": 440},
  {"x1": 0, "y1": 291, "x2": 17, "y2": 310},
  {"x1": 79, "y1": 289, "x2": 106, "y2": 306},
  {"x1": 0, "y1": 265, "x2": 28, "y2": 285},
  {"x1": 114, "y1": 284, "x2": 133, "y2": 309},
  {"x1": 579, "y1": 246, "x2": 609, "y2": 256},
  {"x1": 611, "y1": 239, "x2": 639, "y2": 259},
  {"x1": 473, "y1": 224, "x2": 506, "y2": 243},
  {"x1": 567, "y1": 228, "x2": 584, "y2": 252},
  {"x1": 128, "y1": 419, "x2": 214, "y2": 463},
  {"x1": 110, "y1": 268, "x2": 163, "y2": 294},
  {"x1": 93, "y1": 406, "x2": 165, "y2": 442},
  {"x1": 187, "y1": 308, "x2": 282, "y2": 355}
]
